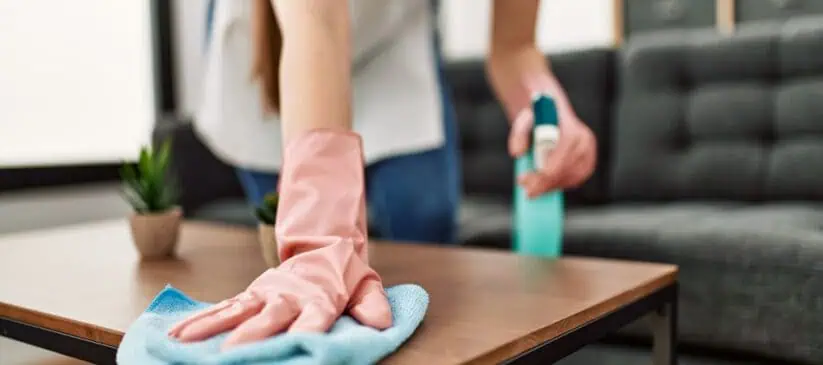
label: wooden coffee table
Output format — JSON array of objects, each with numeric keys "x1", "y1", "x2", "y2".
[{"x1": 0, "y1": 220, "x2": 678, "y2": 365}]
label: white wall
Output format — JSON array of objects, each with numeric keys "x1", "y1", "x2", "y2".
[
  {"x1": 0, "y1": 0, "x2": 156, "y2": 167},
  {"x1": 441, "y1": 0, "x2": 615, "y2": 59},
  {"x1": 173, "y1": 0, "x2": 615, "y2": 117}
]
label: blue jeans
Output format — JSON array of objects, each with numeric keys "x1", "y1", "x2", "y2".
[
  {"x1": 230, "y1": 2, "x2": 460, "y2": 244},
  {"x1": 236, "y1": 64, "x2": 460, "y2": 244}
]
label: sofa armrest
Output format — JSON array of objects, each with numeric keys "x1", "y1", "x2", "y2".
[{"x1": 152, "y1": 116, "x2": 245, "y2": 215}]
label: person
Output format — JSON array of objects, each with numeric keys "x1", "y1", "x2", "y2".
[
  {"x1": 196, "y1": 0, "x2": 463, "y2": 244},
  {"x1": 171, "y1": 0, "x2": 596, "y2": 350}
]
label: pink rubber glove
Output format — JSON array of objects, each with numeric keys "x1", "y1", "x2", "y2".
[{"x1": 168, "y1": 129, "x2": 393, "y2": 350}]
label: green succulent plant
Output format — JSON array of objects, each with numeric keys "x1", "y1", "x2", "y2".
[
  {"x1": 255, "y1": 191, "x2": 279, "y2": 225},
  {"x1": 120, "y1": 139, "x2": 179, "y2": 214}
]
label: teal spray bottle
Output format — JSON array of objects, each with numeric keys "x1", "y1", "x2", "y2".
[{"x1": 513, "y1": 93, "x2": 564, "y2": 257}]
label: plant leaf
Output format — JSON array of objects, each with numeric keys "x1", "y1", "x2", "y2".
[
  {"x1": 122, "y1": 182, "x2": 148, "y2": 213},
  {"x1": 263, "y1": 192, "x2": 279, "y2": 215},
  {"x1": 255, "y1": 206, "x2": 275, "y2": 224},
  {"x1": 139, "y1": 177, "x2": 155, "y2": 211},
  {"x1": 120, "y1": 164, "x2": 139, "y2": 186},
  {"x1": 138, "y1": 147, "x2": 149, "y2": 172},
  {"x1": 157, "y1": 138, "x2": 172, "y2": 172},
  {"x1": 121, "y1": 142, "x2": 180, "y2": 214},
  {"x1": 139, "y1": 147, "x2": 154, "y2": 183},
  {"x1": 119, "y1": 163, "x2": 137, "y2": 182},
  {"x1": 157, "y1": 176, "x2": 178, "y2": 211},
  {"x1": 120, "y1": 164, "x2": 147, "y2": 202}
]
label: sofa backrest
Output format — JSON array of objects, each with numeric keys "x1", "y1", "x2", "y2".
[
  {"x1": 611, "y1": 16, "x2": 823, "y2": 202},
  {"x1": 153, "y1": 117, "x2": 246, "y2": 214},
  {"x1": 447, "y1": 48, "x2": 616, "y2": 205},
  {"x1": 447, "y1": 61, "x2": 513, "y2": 198}
]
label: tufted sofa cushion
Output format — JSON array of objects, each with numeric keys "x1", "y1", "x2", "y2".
[{"x1": 611, "y1": 17, "x2": 823, "y2": 202}]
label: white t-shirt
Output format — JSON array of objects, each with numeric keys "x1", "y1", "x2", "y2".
[{"x1": 194, "y1": 0, "x2": 444, "y2": 172}]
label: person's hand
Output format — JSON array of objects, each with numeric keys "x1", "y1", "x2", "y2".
[
  {"x1": 509, "y1": 106, "x2": 596, "y2": 198},
  {"x1": 167, "y1": 247, "x2": 390, "y2": 350},
  {"x1": 486, "y1": 46, "x2": 597, "y2": 198},
  {"x1": 167, "y1": 130, "x2": 392, "y2": 350}
]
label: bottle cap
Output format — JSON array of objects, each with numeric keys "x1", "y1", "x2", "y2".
[{"x1": 532, "y1": 94, "x2": 559, "y2": 127}]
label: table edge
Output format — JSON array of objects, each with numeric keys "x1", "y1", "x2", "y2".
[
  {"x1": 465, "y1": 268, "x2": 678, "y2": 365},
  {"x1": 0, "y1": 302, "x2": 123, "y2": 347},
  {"x1": 1, "y1": 246, "x2": 680, "y2": 364}
]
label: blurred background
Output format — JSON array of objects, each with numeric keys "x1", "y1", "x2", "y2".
[{"x1": 0, "y1": 0, "x2": 614, "y2": 234}]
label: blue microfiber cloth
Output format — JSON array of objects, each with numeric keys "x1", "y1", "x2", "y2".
[{"x1": 117, "y1": 284, "x2": 429, "y2": 365}]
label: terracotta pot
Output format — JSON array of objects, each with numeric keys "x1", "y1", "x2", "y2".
[
  {"x1": 129, "y1": 207, "x2": 182, "y2": 260},
  {"x1": 258, "y1": 223, "x2": 280, "y2": 268}
]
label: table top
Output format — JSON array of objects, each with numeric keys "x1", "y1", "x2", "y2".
[{"x1": 0, "y1": 219, "x2": 677, "y2": 365}]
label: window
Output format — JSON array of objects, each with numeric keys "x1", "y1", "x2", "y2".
[{"x1": 0, "y1": 0, "x2": 156, "y2": 167}]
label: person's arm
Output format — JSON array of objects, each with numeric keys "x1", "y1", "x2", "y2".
[
  {"x1": 487, "y1": 0, "x2": 597, "y2": 196},
  {"x1": 487, "y1": 0, "x2": 572, "y2": 120},
  {"x1": 168, "y1": 1, "x2": 392, "y2": 350},
  {"x1": 272, "y1": 0, "x2": 352, "y2": 143}
]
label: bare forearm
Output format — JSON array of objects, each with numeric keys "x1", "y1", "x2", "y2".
[
  {"x1": 490, "y1": 0, "x2": 540, "y2": 54},
  {"x1": 488, "y1": 0, "x2": 572, "y2": 117},
  {"x1": 272, "y1": 0, "x2": 352, "y2": 143}
]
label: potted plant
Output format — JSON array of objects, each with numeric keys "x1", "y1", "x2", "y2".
[
  {"x1": 120, "y1": 139, "x2": 181, "y2": 260},
  {"x1": 255, "y1": 191, "x2": 280, "y2": 267}
]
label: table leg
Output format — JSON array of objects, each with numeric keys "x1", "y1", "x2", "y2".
[{"x1": 650, "y1": 284, "x2": 678, "y2": 365}]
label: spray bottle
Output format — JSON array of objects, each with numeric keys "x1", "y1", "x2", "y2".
[{"x1": 513, "y1": 93, "x2": 564, "y2": 257}]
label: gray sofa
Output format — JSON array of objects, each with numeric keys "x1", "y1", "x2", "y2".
[{"x1": 156, "y1": 17, "x2": 823, "y2": 365}]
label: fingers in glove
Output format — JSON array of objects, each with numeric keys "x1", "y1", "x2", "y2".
[
  {"x1": 169, "y1": 291, "x2": 259, "y2": 338},
  {"x1": 221, "y1": 296, "x2": 300, "y2": 350},
  {"x1": 288, "y1": 300, "x2": 338, "y2": 333},
  {"x1": 177, "y1": 295, "x2": 264, "y2": 342},
  {"x1": 348, "y1": 281, "x2": 392, "y2": 330},
  {"x1": 168, "y1": 298, "x2": 235, "y2": 338},
  {"x1": 508, "y1": 109, "x2": 534, "y2": 158}
]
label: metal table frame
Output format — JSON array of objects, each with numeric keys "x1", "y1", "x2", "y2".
[{"x1": 0, "y1": 316, "x2": 118, "y2": 365}]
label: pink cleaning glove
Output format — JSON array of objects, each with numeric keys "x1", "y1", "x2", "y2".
[{"x1": 167, "y1": 129, "x2": 393, "y2": 350}]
